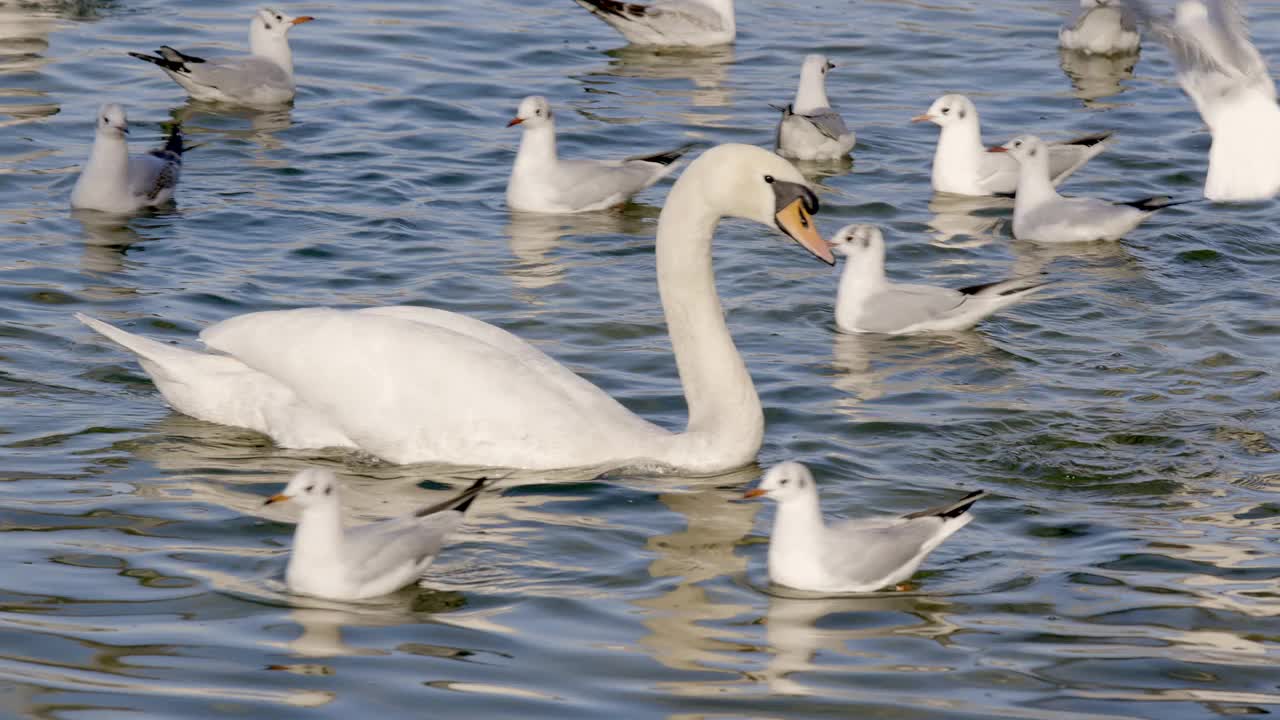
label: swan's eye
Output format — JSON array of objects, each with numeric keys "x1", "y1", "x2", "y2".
[
  {"x1": 763, "y1": 175, "x2": 775, "y2": 184},
  {"x1": 305, "y1": 484, "x2": 315, "y2": 493}
]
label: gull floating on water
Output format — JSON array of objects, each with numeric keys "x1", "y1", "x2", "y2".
[
  {"x1": 831, "y1": 224, "x2": 1047, "y2": 334},
  {"x1": 70, "y1": 104, "x2": 183, "y2": 214},
  {"x1": 745, "y1": 462, "x2": 984, "y2": 593},
  {"x1": 264, "y1": 469, "x2": 490, "y2": 601},
  {"x1": 994, "y1": 134, "x2": 1187, "y2": 242},
  {"x1": 1121, "y1": 0, "x2": 1280, "y2": 202},
  {"x1": 913, "y1": 94, "x2": 1113, "y2": 196},
  {"x1": 129, "y1": 8, "x2": 314, "y2": 106},
  {"x1": 506, "y1": 95, "x2": 695, "y2": 213},
  {"x1": 574, "y1": 0, "x2": 734, "y2": 46},
  {"x1": 1060, "y1": 0, "x2": 1141, "y2": 55},
  {"x1": 773, "y1": 54, "x2": 856, "y2": 162}
]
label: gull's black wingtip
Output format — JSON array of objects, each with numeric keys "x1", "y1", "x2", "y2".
[{"x1": 903, "y1": 489, "x2": 986, "y2": 520}]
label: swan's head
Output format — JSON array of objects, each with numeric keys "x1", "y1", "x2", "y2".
[
  {"x1": 912, "y1": 93, "x2": 976, "y2": 128},
  {"x1": 264, "y1": 468, "x2": 339, "y2": 509},
  {"x1": 96, "y1": 103, "x2": 129, "y2": 138},
  {"x1": 989, "y1": 134, "x2": 1048, "y2": 166},
  {"x1": 743, "y1": 461, "x2": 819, "y2": 505},
  {"x1": 251, "y1": 7, "x2": 313, "y2": 41},
  {"x1": 829, "y1": 224, "x2": 886, "y2": 265},
  {"x1": 682, "y1": 144, "x2": 831, "y2": 264},
  {"x1": 507, "y1": 95, "x2": 553, "y2": 129}
]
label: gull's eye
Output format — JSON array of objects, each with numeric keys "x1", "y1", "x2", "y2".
[
  {"x1": 102, "y1": 116, "x2": 108, "y2": 123},
  {"x1": 764, "y1": 174, "x2": 775, "y2": 184},
  {"x1": 305, "y1": 484, "x2": 315, "y2": 493},
  {"x1": 941, "y1": 107, "x2": 950, "y2": 115},
  {"x1": 276, "y1": 14, "x2": 282, "y2": 21},
  {"x1": 325, "y1": 486, "x2": 333, "y2": 496},
  {"x1": 779, "y1": 477, "x2": 789, "y2": 486}
]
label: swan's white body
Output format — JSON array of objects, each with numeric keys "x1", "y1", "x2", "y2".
[
  {"x1": 775, "y1": 54, "x2": 855, "y2": 161},
  {"x1": 747, "y1": 462, "x2": 984, "y2": 593},
  {"x1": 77, "y1": 144, "x2": 830, "y2": 474},
  {"x1": 1060, "y1": 0, "x2": 1141, "y2": 55},
  {"x1": 914, "y1": 94, "x2": 1113, "y2": 196},
  {"x1": 70, "y1": 104, "x2": 183, "y2": 213}
]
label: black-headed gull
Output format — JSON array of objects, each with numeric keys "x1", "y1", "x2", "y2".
[
  {"x1": 774, "y1": 54, "x2": 856, "y2": 161},
  {"x1": 574, "y1": 0, "x2": 734, "y2": 46},
  {"x1": 1060, "y1": 0, "x2": 1141, "y2": 55},
  {"x1": 506, "y1": 95, "x2": 695, "y2": 213},
  {"x1": 993, "y1": 134, "x2": 1188, "y2": 242},
  {"x1": 831, "y1": 224, "x2": 1047, "y2": 334},
  {"x1": 264, "y1": 470, "x2": 490, "y2": 601},
  {"x1": 1121, "y1": 0, "x2": 1280, "y2": 202},
  {"x1": 913, "y1": 94, "x2": 1113, "y2": 196},
  {"x1": 745, "y1": 462, "x2": 984, "y2": 593},
  {"x1": 70, "y1": 104, "x2": 183, "y2": 214},
  {"x1": 129, "y1": 8, "x2": 314, "y2": 106}
]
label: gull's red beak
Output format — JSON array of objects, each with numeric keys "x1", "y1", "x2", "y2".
[
  {"x1": 987, "y1": 145, "x2": 1008, "y2": 153},
  {"x1": 506, "y1": 117, "x2": 524, "y2": 127},
  {"x1": 743, "y1": 488, "x2": 766, "y2": 499}
]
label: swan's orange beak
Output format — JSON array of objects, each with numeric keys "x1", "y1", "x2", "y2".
[
  {"x1": 264, "y1": 493, "x2": 291, "y2": 505},
  {"x1": 776, "y1": 199, "x2": 833, "y2": 265},
  {"x1": 291, "y1": 16, "x2": 315, "y2": 25},
  {"x1": 743, "y1": 488, "x2": 766, "y2": 499},
  {"x1": 911, "y1": 113, "x2": 935, "y2": 123}
]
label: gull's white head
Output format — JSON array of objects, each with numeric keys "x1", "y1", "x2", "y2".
[
  {"x1": 829, "y1": 223, "x2": 886, "y2": 265},
  {"x1": 264, "y1": 468, "x2": 340, "y2": 510},
  {"x1": 676, "y1": 144, "x2": 833, "y2": 264},
  {"x1": 744, "y1": 461, "x2": 819, "y2": 504},
  {"x1": 913, "y1": 93, "x2": 977, "y2": 128},
  {"x1": 95, "y1": 103, "x2": 128, "y2": 138},
  {"x1": 251, "y1": 7, "x2": 314, "y2": 41},
  {"x1": 800, "y1": 53, "x2": 835, "y2": 82},
  {"x1": 507, "y1": 95, "x2": 553, "y2": 129},
  {"x1": 990, "y1": 134, "x2": 1049, "y2": 166}
]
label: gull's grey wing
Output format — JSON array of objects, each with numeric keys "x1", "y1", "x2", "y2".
[
  {"x1": 854, "y1": 285, "x2": 967, "y2": 333},
  {"x1": 1045, "y1": 132, "x2": 1113, "y2": 183},
  {"x1": 795, "y1": 108, "x2": 850, "y2": 141},
  {"x1": 127, "y1": 153, "x2": 179, "y2": 201},
  {"x1": 551, "y1": 157, "x2": 668, "y2": 208},
  {"x1": 187, "y1": 56, "x2": 292, "y2": 95},
  {"x1": 342, "y1": 478, "x2": 489, "y2": 587},
  {"x1": 823, "y1": 517, "x2": 951, "y2": 587}
]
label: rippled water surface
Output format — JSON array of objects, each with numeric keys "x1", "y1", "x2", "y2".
[{"x1": 2, "y1": 0, "x2": 1279, "y2": 716}]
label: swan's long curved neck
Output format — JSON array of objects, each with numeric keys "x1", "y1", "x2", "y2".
[
  {"x1": 656, "y1": 175, "x2": 763, "y2": 469},
  {"x1": 704, "y1": 0, "x2": 735, "y2": 26},
  {"x1": 513, "y1": 123, "x2": 558, "y2": 177},
  {"x1": 251, "y1": 31, "x2": 295, "y2": 75}
]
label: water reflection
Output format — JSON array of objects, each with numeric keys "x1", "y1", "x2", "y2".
[
  {"x1": 830, "y1": 331, "x2": 1000, "y2": 406},
  {"x1": 588, "y1": 45, "x2": 735, "y2": 116},
  {"x1": 73, "y1": 209, "x2": 143, "y2": 275},
  {"x1": 1059, "y1": 48, "x2": 1139, "y2": 104},
  {"x1": 503, "y1": 208, "x2": 653, "y2": 290},
  {"x1": 926, "y1": 193, "x2": 1010, "y2": 246},
  {"x1": 172, "y1": 99, "x2": 294, "y2": 155}
]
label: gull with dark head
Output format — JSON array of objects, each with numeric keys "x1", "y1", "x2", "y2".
[
  {"x1": 71, "y1": 103, "x2": 183, "y2": 214},
  {"x1": 129, "y1": 7, "x2": 314, "y2": 106},
  {"x1": 913, "y1": 93, "x2": 1113, "y2": 196},
  {"x1": 745, "y1": 462, "x2": 984, "y2": 593}
]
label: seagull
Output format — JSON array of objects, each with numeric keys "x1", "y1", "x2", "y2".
[
  {"x1": 773, "y1": 54, "x2": 856, "y2": 162},
  {"x1": 744, "y1": 462, "x2": 984, "y2": 594},
  {"x1": 573, "y1": 0, "x2": 734, "y2": 46},
  {"x1": 264, "y1": 470, "x2": 491, "y2": 601},
  {"x1": 913, "y1": 94, "x2": 1113, "y2": 196},
  {"x1": 1121, "y1": 0, "x2": 1280, "y2": 202},
  {"x1": 506, "y1": 95, "x2": 696, "y2": 213},
  {"x1": 70, "y1": 103, "x2": 183, "y2": 214},
  {"x1": 831, "y1": 224, "x2": 1047, "y2": 334},
  {"x1": 993, "y1": 134, "x2": 1189, "y2": 242},
  {"x1": 1060, "y1": 0, "x2": 1141, "y2": 55},
  {"x1": 129, "y1": 8, "x2": 314, "y2": 106}
]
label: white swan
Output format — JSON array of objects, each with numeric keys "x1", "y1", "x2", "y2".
[{"x1": 77, "y1": 144, "x2": 832, "y2": 474}]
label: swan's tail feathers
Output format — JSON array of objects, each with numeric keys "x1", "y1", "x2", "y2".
[
  {"x1": 76, "y1": 313, "x2": 193, "y2": 368},
  {"x1": 1116, "y1": 196, "x2": 1197, "y2": 212},
  {"x1": 414, "y1": 477, "x2": 494, "y2": 518},
  {"x1": 957, "y1": 276, "x2": 1051, "y2": 300},
  {"x1": 628, "y1": 142, "x2": 700, "y2": 167},
  {"x1": 903, "y1": 489, "x2": 985, "y2": 520}
]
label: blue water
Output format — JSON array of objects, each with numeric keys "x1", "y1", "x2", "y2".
[{"x1": 1, "y1": 0, "x2": 1278, "y2": 717}]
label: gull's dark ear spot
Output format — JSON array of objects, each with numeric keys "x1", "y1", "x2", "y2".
[
  {"x1": 1029, "y1": 147, "x2": 1038, "y2": 157},
  {"x1": 305, "y1": 484, "x2": 315, "y2": 493},
  {"x1": 958, "y1": 108, "x2": 966, "y2": 119},
  {"x1": 325, "y1": 485, "x2": 333, "y2": 496}
]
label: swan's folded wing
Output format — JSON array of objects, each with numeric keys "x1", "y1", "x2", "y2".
[{"x1": 199, "y1": 307, "x2": 663, "y2": 464}]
